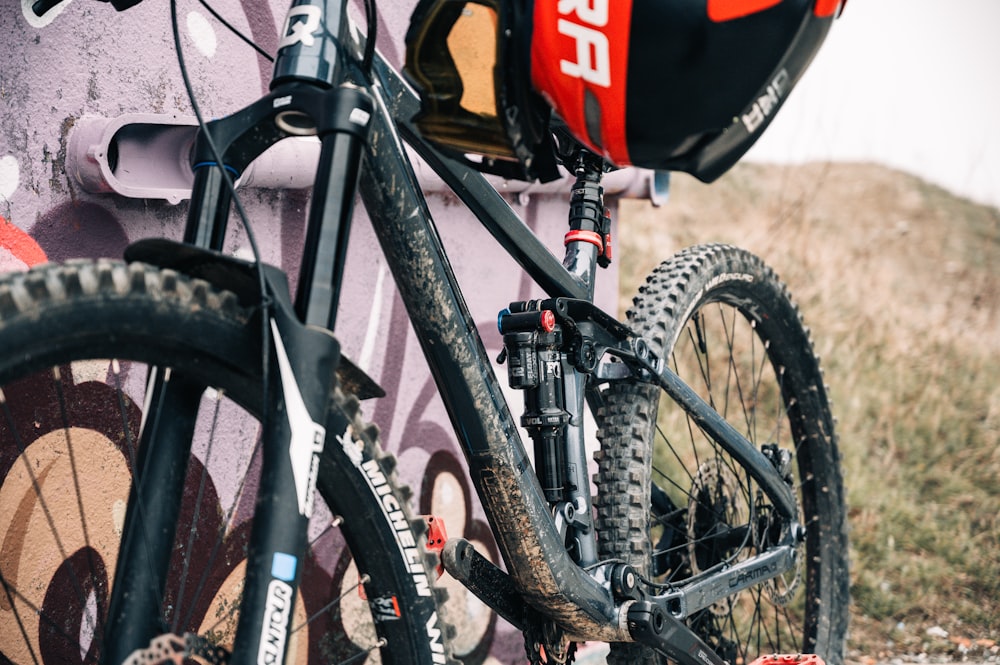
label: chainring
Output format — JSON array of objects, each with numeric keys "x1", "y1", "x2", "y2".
[
  {"x1": 524, "y1": 620, "x2": 577, "y2": 665},
  {"x1": 122, "y1": 633, "x2": 230, "y2": 665}
]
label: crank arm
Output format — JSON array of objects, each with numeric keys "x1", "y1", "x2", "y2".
[
  {"x1": 627, "y1": 601, "x2": 727, "y2": 665},
  {"x1": 655, "y1": 544, "x2": 797, "y2": 619},
  {"x1": 441, "y1": 538, "x2": 528, "y2": 631}
]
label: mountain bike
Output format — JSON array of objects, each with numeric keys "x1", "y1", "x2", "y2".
[{"x1": 0, "y1": 0, "x2": 849, "y2": 664}]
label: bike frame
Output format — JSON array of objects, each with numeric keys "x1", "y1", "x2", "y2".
[{"x1": 107, "y1": 0, "x2": 801, "y2": 662}]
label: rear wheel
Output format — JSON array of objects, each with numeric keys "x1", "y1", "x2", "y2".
[
  {"x1": 596, "y1": 244, "x2": 848, "y2": 665},
  {"x1": 0, "y1": 260, "x2": 447, "y2": 664}
]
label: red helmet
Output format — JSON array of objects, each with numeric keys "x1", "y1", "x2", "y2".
[{"x1": 405, "y1": 0, "x2": 844, "y2": 182}]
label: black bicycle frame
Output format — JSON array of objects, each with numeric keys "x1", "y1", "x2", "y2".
[
  {"x1": 107, "y1": 0, "x2": 799, "y2": 661},
  {"x1": 358, "y1": 47, "x2": 798, "y2": 643}
]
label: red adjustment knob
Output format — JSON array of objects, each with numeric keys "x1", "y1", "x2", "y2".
[{"x1": 540, "y1": 310, "x2": 556, "y2": 332}]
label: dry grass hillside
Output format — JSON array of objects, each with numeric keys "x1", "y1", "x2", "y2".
[{"x1": 617, "y1": 162, "x2": 1000, "y2": 660}]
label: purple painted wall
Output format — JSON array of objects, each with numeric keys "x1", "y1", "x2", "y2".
[{"x1": 0, "y1": 2, "x2": 659, "y2": 662}]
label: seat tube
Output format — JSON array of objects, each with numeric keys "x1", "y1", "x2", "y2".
[
  {"x1": 561, "y1": 152, "x2": 609, "y2": 300},
  {"x1": 557, "y1": 153, "x2": 608, "y2": 566}
]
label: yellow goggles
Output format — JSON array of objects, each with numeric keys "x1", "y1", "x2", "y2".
[{"x1": 405, "y1": 0, "x2": 515, "y2": 160}]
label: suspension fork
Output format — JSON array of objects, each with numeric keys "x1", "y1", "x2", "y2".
[{"x1": 107, "y1": 6, "x2": 371, "y2": 662}]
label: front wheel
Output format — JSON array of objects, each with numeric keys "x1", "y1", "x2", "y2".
[
  {"x1": 0, "y1": 259, "x2": 448, "y2": 664},
  {"x1": 596, "y1": 244, "x2": 849, "y2": 665}
]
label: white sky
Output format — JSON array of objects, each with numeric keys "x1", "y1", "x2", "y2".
[{"x1": 748, "y1": 0, "x2": 1000, "y2": 209}]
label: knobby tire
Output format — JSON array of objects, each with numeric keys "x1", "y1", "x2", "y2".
[
  {"x1": 596, "y1": 244, "x2": 849, "y2": 665},
  {"x1": 0, "y1": 259, "x2": 450, "y2": 665}
]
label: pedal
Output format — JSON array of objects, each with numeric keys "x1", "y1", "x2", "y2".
[
  {"x1": 440, "y1": 538, "x2": 527, "y2": 631},
  {"x1": 423, "y1": 515, "x2": 448, "y2": 578},
  {"x1": 749, "y1": 656, "x2": 826, "y2": 665}
]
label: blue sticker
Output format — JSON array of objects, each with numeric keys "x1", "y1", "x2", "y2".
[{"x1": 271, "y1": 552, "x2": 298, "y2": 582}]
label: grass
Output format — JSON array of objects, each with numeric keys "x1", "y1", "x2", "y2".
[{"x1": 616, "y1": 162, "x2": 1000, "y2": 659}]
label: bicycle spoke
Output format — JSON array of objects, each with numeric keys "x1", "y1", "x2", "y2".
[
  {"x1": 293, "y1": 571, "x2": 368, "y2": 634},
  {"x1": 173, "y1": 388, "x2": 224, "y2": 635},
  {"x1": 686, "y1": 314, "x2": 715, "y2": 411},
  {"x1": 1, "y1": 572, "x2": 41, "y2": 665},
  {"x1": 178, "y1": 415, "x2": 262, "y2": 637},
  {"x1": 717, "y1": 304, "x2": 754, "y2": 440},
  {"x1": 337, "y1": 637, "x2": 387, "y2": 665},
  {"x1": 1, "y1": 566, "x2": 93, "y2": 663},
  {"x1": 0, "y1": 381, "x2": 96, "y2": 639},
  {"x1": 53, "y1": 366, "x2": 100, "y2": 599}
]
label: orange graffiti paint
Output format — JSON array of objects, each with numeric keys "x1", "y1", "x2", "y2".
[{"x1": 0, "y1": 216, "x2": 47, "y2": 267}]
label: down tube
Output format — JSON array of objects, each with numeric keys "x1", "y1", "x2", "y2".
[{"x1": 355, "y1": 95, "x2": 621, "y2": 635}]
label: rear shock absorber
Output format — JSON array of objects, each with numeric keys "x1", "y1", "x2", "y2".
[{"x1": 498, "y1": 304, "x2": 568, "y2": 503}]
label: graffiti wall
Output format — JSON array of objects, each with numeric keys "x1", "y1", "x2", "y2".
[{"x1": 0, "y1": 1, "x2": 649, "y2": 662}]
